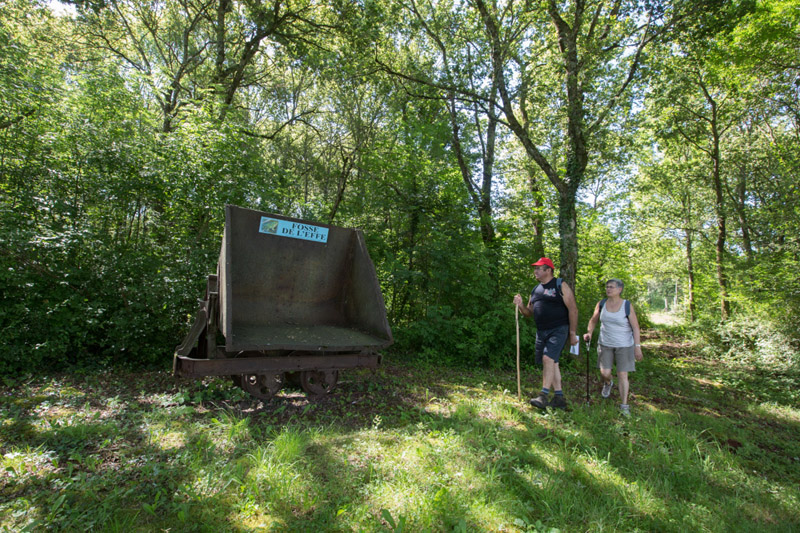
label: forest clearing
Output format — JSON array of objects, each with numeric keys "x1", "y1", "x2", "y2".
[{"x1": 2, "y1": 326, "x2": 798, "y2": 532}]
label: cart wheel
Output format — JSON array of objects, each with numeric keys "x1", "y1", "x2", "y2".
[
  {"x1": 300, "y1": 370, "x2": 338, "y2": 396},
  {"x1": 239, "y1": 373, "x2": 285, "y2": 401},
  {"x1": 284, "y1": 371, "x2": 302, "y2": 387}
]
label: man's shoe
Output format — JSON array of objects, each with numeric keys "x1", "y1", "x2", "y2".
[
  {"x1": 529, "y1": 393, "x2": 549, "y2": 409},
  {"x1": 550, "y1": 395, "x2": 567, "y2": 409},
  {"x1": 619, "y1": 404, "x2": 631, "y2": 417},
  {"x1": 601, "y1": 380, "x2": 613, "y2": 398}
]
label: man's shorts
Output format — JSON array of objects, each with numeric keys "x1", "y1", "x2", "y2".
[
  {"x1": 597, "y1": 344, "x2": 636, "y2": 372},
  {"x1": 535, "y1": 324, "x2": 570, "y2": 366}
]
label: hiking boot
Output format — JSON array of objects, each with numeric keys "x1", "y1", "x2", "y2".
[
  {"x1": 529, "y1": 393, "x2": 549, "y2": 409},
  {"x1": 601, "y1": 380, "x2": 614, "y2": 399},
  {"x1": 550, "y1": 394, "x2": 567, "y2": 410},
  {"x1": 619, "y1": 404, "x2": 631, "y2": 417}
]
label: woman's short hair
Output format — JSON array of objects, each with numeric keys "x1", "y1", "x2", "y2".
[{"x1": 606, "y1": 278, "x2": 624, "y2": 293}]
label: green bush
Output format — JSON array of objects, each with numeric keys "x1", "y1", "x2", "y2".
[
  {"x1": 693, "y1": 313, "x2": 800, "y2": 372},
  {"x1": 391, "y1": 302, "x2": 538, "y2": 369},
  {"x1": 0, "y1": 216, "x2": 213, "y2": 375}
]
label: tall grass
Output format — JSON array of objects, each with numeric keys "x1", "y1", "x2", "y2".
[{"x1": 1, "y1": 331, "x2": 798, "y2": 531}]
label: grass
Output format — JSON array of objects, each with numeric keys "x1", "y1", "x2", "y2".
[{"x1": 1, "y1": 328, "x2": 799, "y2": 532}]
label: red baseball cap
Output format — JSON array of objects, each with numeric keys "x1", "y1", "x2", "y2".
[{"x1": 531, "y1": 257, "x2": 555, "y2": 269}]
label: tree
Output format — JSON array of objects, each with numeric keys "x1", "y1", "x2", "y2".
[
  {"x1": 469, "y1": 0, "x2": 706, "y2": 290},
  {"x1": 644, "y1": 0, "x2": 761, "y2": 320},
  {"x1": 655, "y1": 60, "x2": 738, "y2": 319},
  {"x1": 372, "y1": 0, "x2": 504, "y2": 256},
  {"x1": 633, "y1": 141, "x2": 716, "y2": 321},
  {"x1": 76, "y1": 0, "x2": 335, "y2": 132}
]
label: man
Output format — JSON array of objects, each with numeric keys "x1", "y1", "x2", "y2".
[{"x1": 513, "y1": 257, "x2": 579, "y2": 409}]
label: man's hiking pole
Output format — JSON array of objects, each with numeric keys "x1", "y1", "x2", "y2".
[{"x1": 515, "y1": 305, "x2": 521, "y2": 401}]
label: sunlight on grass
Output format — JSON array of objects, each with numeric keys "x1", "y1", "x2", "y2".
[
  {"x1": 234, "y1": 426, "x2": 320, "y2": 526},
  {"x1": 486, "y1": 400, "x2": 525, "y2": 427},
  {"x1": 210, "y1": 410, "x2": 253, "y2": 446},
  {"x1": 691, "y1": 376, "x2": 725, "y2": 389},
  {"x1": 329, "y1": 425, "x2": 518, "y2": 530},
  {"x1": 422, "y1": 399, "x2": 450, "y2": 417},
  {"x1": 575, "y1": 446, "x2": 668, "y2": 520},
  {"x1": 750, "y1": 402, "x2": 800, "y2": 423},
  {"x1": 41, "y1": 383, "x2": 86, "y2": 400},
  {"x1": 2, "y1": 347, "x2": 799, "y2": 531},
  {"x1": 269, "y1": 426, "x2": 309, "y2": 462},
  {"x1": 36, "y1": 404, "x2": 78, "y2": 420},
  {"x1": 367, "y1": 463, "x2": 466, "y2": 528},
  {"x1": 8, "y1": 394, "x2": 48, "y2": 410},
  {"x1": 152, "y1": 429, "x2": 186, "y2": 450},
  {"x1": 1, "y1": 446, "x2": 57, "y2": 479}
]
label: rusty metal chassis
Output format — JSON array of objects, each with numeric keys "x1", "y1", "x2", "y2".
[{"x1": 174, "y1": 351, "x2": 381, "y2": 378}]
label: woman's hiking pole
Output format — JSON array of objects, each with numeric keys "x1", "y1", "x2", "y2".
[
  {"x1": 515, "y1": 305, "x2": 521, "y2": 401},
  {"x1": 585, "y1": 339, "x2": 591, "y2": 404}
]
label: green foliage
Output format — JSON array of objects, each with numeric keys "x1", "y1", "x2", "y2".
[
  {"x1": 689, "y1": 302, "x2": 800, "y2": 374},
  {"x1": 394, "y1": 301, "x2": 537, "y2": 369},
  {"x1": 380, "y1": 508, "x2": 407, "y2": 532},
  {"x1": 0, "y1": 0, "x2": 798, "y2": 379}
]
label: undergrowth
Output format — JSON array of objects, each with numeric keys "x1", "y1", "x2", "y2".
[{"x1": 1, "y1": 329, "x2": 798, "y2": 532}]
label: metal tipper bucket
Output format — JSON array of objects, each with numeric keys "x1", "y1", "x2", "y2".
[{"x1": 173, "y1": 205, "x2": 393, "y2": 399}]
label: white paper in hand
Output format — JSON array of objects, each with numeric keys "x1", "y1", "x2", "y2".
[{"x1": 569, "y1": 335, "x2": 579, "y2": 355}]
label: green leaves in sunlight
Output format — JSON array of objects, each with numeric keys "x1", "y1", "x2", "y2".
[{"x1": 1, "y1": 0, "x2": 799, "y2": 378}]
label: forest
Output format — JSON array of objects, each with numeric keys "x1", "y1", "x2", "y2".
[
  {"x1": 3, "y1": 1, "x2": 800, "y2": 531},
  {"x1": 2, "y1": 0, "x2": 799, "y2": 375}
]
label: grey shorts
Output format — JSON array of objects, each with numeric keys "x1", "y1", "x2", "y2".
[
  {"x1": 597, "y1": 344, "x2": 636, "y2": 373},
  {"x1": 535, "y1": 324, "x2": 569, "y2": 365}
]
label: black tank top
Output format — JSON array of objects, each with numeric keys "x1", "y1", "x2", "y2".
[{"x1": 530, "y1": 278, "x2": 569, "y2": 330}]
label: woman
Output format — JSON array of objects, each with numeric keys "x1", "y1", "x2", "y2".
[{"x1": 583, "y1": 279, "x2": 643, "y2": 416}]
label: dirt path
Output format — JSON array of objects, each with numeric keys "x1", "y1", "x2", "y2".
[{"x1": 648, "y1": 310, "x2": 683, "y2": 327}]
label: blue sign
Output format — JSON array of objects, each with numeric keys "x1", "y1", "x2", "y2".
[{"x1": 258, "y1": 217, "x2": 329, "y2": 243}]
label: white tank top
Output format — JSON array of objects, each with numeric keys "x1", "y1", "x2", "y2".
[{"x1": 599, "y1": 302, "x2": 634, "y2": 347}]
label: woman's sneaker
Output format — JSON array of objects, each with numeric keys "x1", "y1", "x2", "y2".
[
  {"x1": 601, "y1": 380, "x2": 613, "y2": 398},
  {"x1": 619, "y1": 404, "x2": 631, "y2": 417}
]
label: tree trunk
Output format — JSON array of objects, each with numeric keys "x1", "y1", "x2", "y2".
[
  {"x1": 447, "y1": 92, "x2": 496, "y2": 247},
  {"x1": 549, "y1": 0, "x2": 586, "y2": 291},
  {"x1": 475, "y1": 0, "x2": 597, "y2": 293},
  {"x1": 557, "y1": 186, "x2": 579, "y2": 289},
  {"x1": 685, "y1": 227, "x2": 696, "y2": 322},
  {"x1": 479, "y1": 98, "x2": 497, "y2": 246},
  {"x1": 711, "y1": 124, "x2": 730, "y2": 320},
  {"x1": 734, "y1": 170, "x2": 753, "y2": 262},
  {"x1": 328, "y1": 154, "x2": 353, "y2": 223},
  {"x1": 215, "y1": 0, "x2": 229, "y2": 82},
  {"x1": 526, "y1": 170, "x2": 546, "y2": 260}
]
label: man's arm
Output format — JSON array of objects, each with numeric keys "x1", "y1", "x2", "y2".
[{"x1": 560, "y1": 282, "x2": 579, "y2": 345}]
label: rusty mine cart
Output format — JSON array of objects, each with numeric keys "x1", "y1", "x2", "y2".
[{"x1": 173, "y1": 205, "x2": 393, "y2": 400}]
